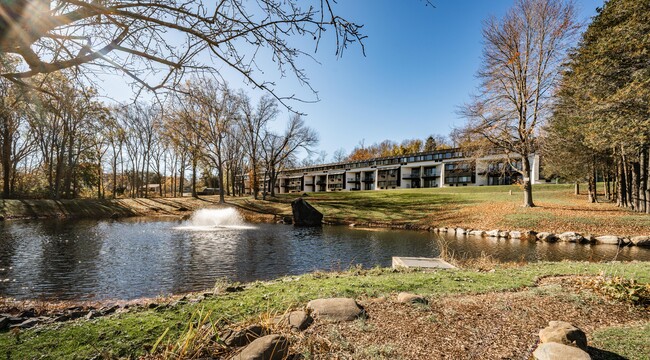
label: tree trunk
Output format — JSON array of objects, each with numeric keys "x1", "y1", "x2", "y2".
[
  {"x1": 521, "y1": 156, "x2": 535, "y2": 207},
  {"x1": 574, "y1": 181, "x2": 579, "y2": 195},
  {"x1": 640, "y1": 148, "x2": 647, "y2": 213},
  {"x1": 631, "y1": 160, "x2": 640, "y2": 211},
  {"x1": 218, "y1": 159, "x2": 225, "y2": 204},
  {"x1": 191, "y1": 156, "x2": 197, "y2": 198},
  {"x1": 262, "y1": 170, "x2": 268, "y2": 200},
  {"x1": 604, "y1": 167, "x2": 611, "y2": 200},
  {"x1": 179, "y1": 160, "x2": 185, "y2": 198},
  {"x1": 616, "y1": 153, "x2": 626, "y2": 207},
  {"x1": 1, "y1": 115, "x2": 12, "y2": 198}
]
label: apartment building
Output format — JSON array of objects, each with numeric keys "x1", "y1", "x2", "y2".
[{"x1": 244, "y1": 149, "x2": 542, "y2": 194}]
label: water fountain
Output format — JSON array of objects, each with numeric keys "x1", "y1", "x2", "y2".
[{"x1": 175, "y1": 208, "x2": 255, "y2": 230}]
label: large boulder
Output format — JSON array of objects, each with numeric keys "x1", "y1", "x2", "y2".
[
  {"x1": 231, "y1": 334, "x2": 289, "y2": 360},
  {"x1": 273, "y1": 310, "x2": 312, "y2": 331},
  {"x1": 486, "y1": 229, "x2": 500, "y2": 237},
  {"x1": 468, "y1": 230, "x2": 485, "y2": 237},
  {"x1": 539, "y1": 321, "x2": 588, "y2": 350},
  {"x1": 306, "y1": 298, "x2": 364, "y2": 322},
  {"x1": 630, "y1": 236, "x2": 650, "y2": 247},
  {"x1": 595, "y1": 235, "x2": 624, "y2": 246},
  {"x1": 533, "y1": 342, "x2": 591, "y2": 360},
  {"x1": 397, "y1": 292, "x2": 427, "y2": 305},
  {"x1": 221, "y1": 325, "x2": 266, "y2": 347},
  {"x1": 537, "y1": 232, "x2": 557, "y2": 242},
  {"x1": 291, "y1": 198, "x2": 323, "y2": 227},
  {"x1": 557, "y1": 232, "x2": 584, "y2": 243}
]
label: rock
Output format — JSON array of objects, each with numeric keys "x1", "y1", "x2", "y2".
[
  {"x1": 19, "y1": 309, "x2": 36, "y2": 318},
  {"x1": 539, "y1": 321, "x2": 588, "y2": 350},
  {"x1": 86, "y1": 311, "x2": 101, "y2": 320},
  {"x1": 630, "y1": 236, "x2": 650, "y2": 247},
  {"x1": 557, "y1": 232, "x2": 584, "y2": 243},
  {"x1": 582, "y1": 234, "x2": 596, "y2": 244},
  {"x1": 222, "y1": 325, "x2": 266, "y2": 347},
  {"x1": 440, "y1": 227, "x2": 449, "y2": 233},
  {"x1": 231, "y1": 334, "x2": 289, "y2": 360},
  {"x1": 523, "y1": 230, "x2": 538, "y2": 240},
  {"x1": 306, "y1": 298, "x2": 364, "y2": 322},
  {"x1": 397, "y1": 292, "x2": 427, "y2": 305},
  {"x1": 0, "y1": 316, "x2": 8, "y2": 331},
  {"x1": 486, "y1": 230, "x2": 500, "y2": 237},
  {"x1": 273, "y1": 311, "x2": 312, "y2": 331},
  {"x1": 291, "y1": 198, "x2": 323, "y2": 227},
  {"x1": 509, "y1": 231, "x2": 522, "y2": 239},
  {"x1": 498, "y1": 231, "x2": 510, "y2": 238},
  {"x1": 468, "y1": 230, "x2": 485, "y2": 237},
  {"x1": 595, "y1": 235, "x2": 623, "y2": 246},
  {"x1": 533, "y1": 342, "x2": 591, "y2": 360},
  {"x1": 100, "y1": 305, "x2": 120, "y2": 316},
  {"x1": 455, "y1": 228, "x2": 466, "y2": 235},
  {"x1": 537, "y1": 232, "x2": 557, "y2": 242},
  {"x1": 10, "y1": 318, "x2": 40, "y2": 329},
  {"x1": 282, "y1": 216, "x2": 293, "y2": 225},
  {"x1": 177, "y1": 207, "x2": 190, "y2": 212},
  {"x1": 224, "y1": 285, "x2": 245, "y2": 293}
]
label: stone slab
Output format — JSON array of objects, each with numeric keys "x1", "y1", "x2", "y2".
[{"x1": 392, "y1": 257, "x2": 456, "y2": 270}]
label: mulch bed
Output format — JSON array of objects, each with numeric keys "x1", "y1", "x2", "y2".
[{"x1": 292, "y1": 276, "x2": 649, "y2": 359}]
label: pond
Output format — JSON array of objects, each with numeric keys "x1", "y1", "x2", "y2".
[{"x1": 1, "y1": 208, "x2": 649, "y2": 301}]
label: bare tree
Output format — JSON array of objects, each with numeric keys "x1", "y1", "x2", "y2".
[
  {"x1": 238, "y1": 93, "x2": 278, "y2": 199},
  {"x1": 261, "y1": 114, "x2": 318, "y2": 198},
  {"x1": 184, "y1": 78, "x2": 238, "y2": 203},
  {"x1": 332, "y1": 147, "x2": 347, "y2": 163},
  {"x1": 0, "y1": 0, "x2": 364, "y2": 105},
  {"x1": 459, "y1": 0, "x2": 578, "y2": 207}
]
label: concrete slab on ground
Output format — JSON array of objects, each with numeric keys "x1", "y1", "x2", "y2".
[{"x1": 391, "y1": 257, "x2": 457, "y2": 270}]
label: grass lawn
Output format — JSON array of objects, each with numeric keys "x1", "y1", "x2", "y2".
[
  {"x1": 230, "y1": 183, "x2": 650, "y2": 236},
  {"x1": 3, "y1": 184, "x2": 649, "y2": 236},
  {"x1": 1, "y1": 262, "x2": 649, "y2": 359}
]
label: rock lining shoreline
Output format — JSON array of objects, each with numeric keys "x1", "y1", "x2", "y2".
[{"x1": 339, "y1": 221, "x2": 650, "y2": 248}]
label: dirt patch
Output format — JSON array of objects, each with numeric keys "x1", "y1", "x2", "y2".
[{"x1": 291, "y1": 277, "x2": 649, "y2": 359}]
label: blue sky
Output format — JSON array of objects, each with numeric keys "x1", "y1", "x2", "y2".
[
  {"x1": 104, "y1": 0, "x2": 604, "y2": 161},
  {"x1": 278, "y1": 0, "x2": 604, "y2": 160}
]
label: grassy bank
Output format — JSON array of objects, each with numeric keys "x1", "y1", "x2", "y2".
[
  {"x1": 231, "y1": 184, "x2": 650, "y2": 236},
  {"x1": 3, "y1": 184, "x2": 649, "y2": 236},
  {"x1": 1, "y1": 262, "x2": 649, "y2": 359}
]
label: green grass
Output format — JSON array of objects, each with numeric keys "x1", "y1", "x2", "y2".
[
  {"x1": 591, "y1": 322, "x2": 650, "y2": 360},
  {"x1": 1, "y1": 262, "x2": 649, "y2": 359},
  {"x1": 276, "y1": 184, "x2": 575, "y2": 224}
]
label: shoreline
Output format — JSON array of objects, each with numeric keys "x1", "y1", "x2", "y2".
[
  {"x1": 1, "y1": 262, "x2": 649, "y2": 359},
  {"x1": 2, "y1": 196, "x2": 650, "y2": 248}
]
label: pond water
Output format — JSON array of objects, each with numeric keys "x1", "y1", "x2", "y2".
[{"x1": 1, "y1": 209, "x2": 649, "y2": 301}]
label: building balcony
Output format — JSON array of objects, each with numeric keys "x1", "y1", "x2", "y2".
[
  {"x1": 362, "y1": 178, "x2": 375, "y2": 183},
  {"x1": 402, "y1": 174, "x2": 421, "y2": 179},
  {"x1": 347, "y1": 179, "x2": 361, "y2": 183},
  {"x1": 316, "y1": 181, "x2": 326, "y2": 185},
  {"x1": 421, "y1": 173, "x2": 439, "y2": 178}
]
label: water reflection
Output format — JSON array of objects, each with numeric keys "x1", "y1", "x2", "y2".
[{"x1": 0, "y1": 218, "x2": 648, "y2": 301}]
